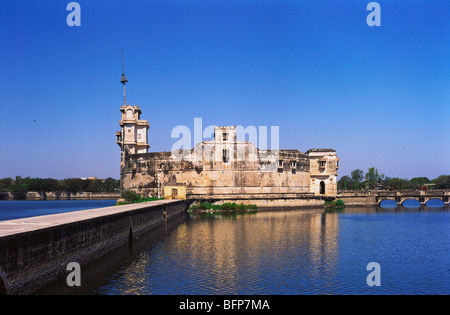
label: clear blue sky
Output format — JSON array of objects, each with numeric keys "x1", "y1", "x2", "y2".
[{"x1": 0, "y1": 0, "x2": 448, "y2": 180}]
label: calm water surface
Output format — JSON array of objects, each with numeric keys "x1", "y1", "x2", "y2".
[
  {"x1": 34, "y1": 201, "x2": 449, "y2": 295},
  {"x1": 0, "y1": 200, "x2": 117, "y2": 221}
]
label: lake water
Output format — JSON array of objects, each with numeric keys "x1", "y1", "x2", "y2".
[
  {"x1": 24, "y1": 200, "x2": 449, "y2": 295},
  {"x1": 0, "y1": 200, "x2": 118, "y2": 221}
]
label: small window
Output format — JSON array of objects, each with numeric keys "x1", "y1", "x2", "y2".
[
  {"x1": 223, "y1": 149, "x2": 229, "y2": 163},
  {"x1": 223, "y1": 133, "x2": 228, "y2": 141},
  {"x1": 319, "y1": 160, "x2": 326, "y2": 168}
]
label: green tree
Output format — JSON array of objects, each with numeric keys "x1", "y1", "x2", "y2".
[
  {"x1": 23, "y1": 178, "x2": 43, "y2": 192},
  {"x1": 65, "y1": 178, "x2": 86, "y2": 193},
  {"x1": 9, "y1": 183, "x2": 28, "y2": 199},
  {"x1": 338, "y1": 175, "x2": 353, "y2": 190},
  {"x1": 0, "y1": 178, "x2": 14, "y2": 191},
  {"x1": 433, "y1": 175, "x2": 450, "y2": 189},
  {"x1": 388, "y1": 177, "x2": 409, "y2": 190},
  {"x1": 122, "y1": 190, "x2": 141, "y2": 203},
  {"x1": 15, "y1": 176, "x2": 29, "y2": 185},
  {"x1": 45, "y1": 178, "x2": 59, "y2": 192},
  {"x1": 381, "y1": 176, "x2": 392, "y2": 189},
  {"x1": 365, "y1": 167, "x2": 381, "y2": 189},
  {"x1": 351, "y1": 169, "x2": 364, "y2": 190},
  {"x1": 351, "y1": 169, "x2": 364, "y2": 182},
  {"x1": 56, "y1": 179, "x2": 68, "y2": 192},
  {"x1": 408, "y1": 177, "x2": 430, "y2": 190},
  {"x1": 86, "y1": 179, "x2": 103, "y2": 192},
  {"x1": 103, "y1": 177, "x2": 120, "y2": 192}
]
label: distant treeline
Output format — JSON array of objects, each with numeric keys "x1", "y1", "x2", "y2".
[
  {"x1": 0, "y1": 176, "x2": 120, "y2": 199},
  {"x1": 338, "y1": 167, "x2": 450, "y2": 191}
]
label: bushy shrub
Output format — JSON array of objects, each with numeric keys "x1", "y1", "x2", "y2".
[
  {"x1": 198, "y1": 202, "x2": 213, "y2": 210},
  {"x1": 335, "y1": 200, "x2": 345, "y2": 208},
  {"x1": 221, "y1": 203, "x2": 237, "y2": 210},
  {"x1": 189, "y1": 202, "x2": 258, "y2": 212},
  {"x1": 122, "y1": 190, "x2": 141, "y2": 203},
  {"x1": 324, "y1": 199, "x2": 346, "y2": 209}
]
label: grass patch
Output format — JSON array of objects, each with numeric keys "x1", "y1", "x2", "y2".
[
  {"x1": 133, "y1": 196, "x2": 165, "y2": 203},
  {"x1": 117, "y1": 190, "x2": 164, "y2": 205}
]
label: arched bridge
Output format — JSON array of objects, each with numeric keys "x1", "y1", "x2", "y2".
[
  {"x1": 375, "y1": 190, "x2": 449, "y2": 206},
  {"x1": 338, "y1": 190, "x2": 450, "y2": 207}
]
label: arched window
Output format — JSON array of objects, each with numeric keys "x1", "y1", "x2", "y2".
[
  {"x1": 223, "y1": 149, "x2": 230, "y2": 163},
  {"x1": 320, "y1": 181, "x2": 326, "y2": 195},
  {"x1": 126, "y1": 109, "x2": 133, "y2": 119}
]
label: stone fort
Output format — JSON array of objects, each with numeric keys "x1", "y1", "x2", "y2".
[
  {"x1": 115, "y1": 73, "x2": 339, "y2": 207},
  {"x1": 116, "y1": 104, "x2": 339, "y2": 207}
]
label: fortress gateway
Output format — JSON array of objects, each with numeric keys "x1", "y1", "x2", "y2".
[{"x1": 115, "y1": 74, "x2": 339, "y2": 207}]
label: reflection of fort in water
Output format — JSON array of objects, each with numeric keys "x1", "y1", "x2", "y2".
[{"x1": 117, "y1": 210, "x2": 341, "y2": 294}]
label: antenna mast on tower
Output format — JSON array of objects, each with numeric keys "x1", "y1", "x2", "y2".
[{"x1": 120, "y1": 48, "x2": 128, "y2": 105}]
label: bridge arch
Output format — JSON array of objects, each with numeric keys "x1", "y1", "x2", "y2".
[
  {"x1": 401, "y1": 198, "x2": 421, "y2": 207},
  {"x1": 425, "y1": 198, "x2": 445, "y2": 207},
  {"x1": 379, "y1": 199, "x2": 397, "y2": 207}
]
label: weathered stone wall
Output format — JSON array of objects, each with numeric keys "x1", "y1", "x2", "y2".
[
  {"x1": 0, "y1": 200, "x2": 186, "y2": 295},
  {"x1": 122, "y1": 152, "x2": 311, "y2": 197},
  {"x1": 121, "y1": 147, "x2": 337, "y2": 201}
]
